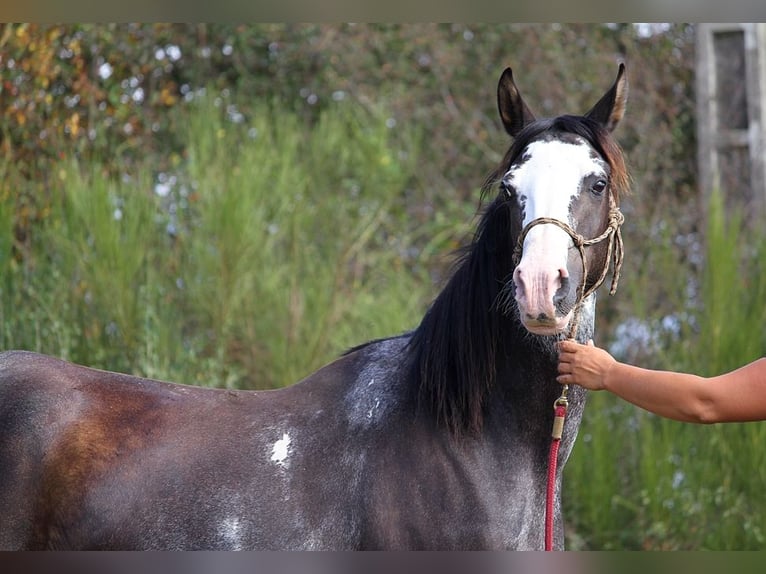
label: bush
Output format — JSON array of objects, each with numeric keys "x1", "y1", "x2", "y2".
[{"x1": 0, "y1": 97, "x2": 440, "y2": 388}]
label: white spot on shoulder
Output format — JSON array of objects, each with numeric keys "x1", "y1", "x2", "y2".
[{"x1": 270, "y1": 432, "x2": 291, "y2": 467}]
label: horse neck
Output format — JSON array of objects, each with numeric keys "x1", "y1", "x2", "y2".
[{"x1": 409, "y1": 197, "x2": 594, "y2": 442}]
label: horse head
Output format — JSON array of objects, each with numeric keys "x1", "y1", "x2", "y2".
[{"x1": 495, "y1": 64, "x2": 629, "y2": 336}]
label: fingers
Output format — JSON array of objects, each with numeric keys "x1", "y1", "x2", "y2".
[
  {"x1": 558, "y1": 339, "x2": 594, "y2": 358},
  {"x1": 557, "y1": 339, "x2": 579, "y2": 353},
  {"x1": 557, "y1": 340, "x2": 582, "y2": 365}
]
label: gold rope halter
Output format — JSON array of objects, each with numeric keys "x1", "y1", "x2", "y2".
[{"x1": 511, "y1": 195, "x2": 625, "y2": 338}]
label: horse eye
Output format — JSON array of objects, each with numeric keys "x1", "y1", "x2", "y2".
[
  {"x1": 500, "y1": 181, "x2": 515, "y2": 198},
  {"x1": 590, "y1": 179, "x2": 607, "y2": 195}
]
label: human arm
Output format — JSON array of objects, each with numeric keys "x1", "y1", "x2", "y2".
[{"x1": 557, "y1": 339, "x2": 766, "y2": 424}]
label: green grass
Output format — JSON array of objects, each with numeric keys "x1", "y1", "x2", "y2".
[{"x1": 0, "y1": 97, "x2": 440, "y2": 389}]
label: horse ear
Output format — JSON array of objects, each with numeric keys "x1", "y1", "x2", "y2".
[
  {"x1": 584, "y1": 63, "x2": 628, "y2": 132},
  {"x1": 497, "y1": 67, "x2": 536, "y2": 138}
]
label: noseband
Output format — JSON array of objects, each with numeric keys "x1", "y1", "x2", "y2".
[{"x1": 511, "y1": 194, "x2": 625, "y2": 338}]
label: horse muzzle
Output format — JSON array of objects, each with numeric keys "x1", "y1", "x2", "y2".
[
  {"x1": 513, "y1": 264, "x2": 576, "y2": 335},
  {"x1": 511, "y1": 207, "x2": 624, "y2": 337}
]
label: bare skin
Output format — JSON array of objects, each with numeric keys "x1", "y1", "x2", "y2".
[{"x1": 557, "y1": 339, "x2": 766, "y2": 424}]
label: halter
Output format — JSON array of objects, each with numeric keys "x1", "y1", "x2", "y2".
[
  {"x1": 511, "y1": 192, "x2": 625, "y2": 552},
  {"x1": 512, "y1": 194, "x2": 625, "y2": 339}
]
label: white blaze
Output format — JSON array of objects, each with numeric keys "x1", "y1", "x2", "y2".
[{"x1": 509, "y1": 139, "x2": 602, "y2": 251}]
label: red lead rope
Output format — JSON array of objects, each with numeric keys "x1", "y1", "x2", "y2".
[{"x1": 545, "y1": 386, "x2": 569, "y2": 551}]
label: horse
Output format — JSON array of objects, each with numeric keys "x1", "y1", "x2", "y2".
[{"x1": 0, "y1": 64, "x2": 629, "y2": 550}]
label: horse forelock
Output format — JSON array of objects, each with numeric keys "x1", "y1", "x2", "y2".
[{"x1": 484, "y1": 114, "x2": 630, "y2": 204}]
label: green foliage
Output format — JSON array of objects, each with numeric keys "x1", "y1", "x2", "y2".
[
  {"x1": 0, "y1": 98, "x2": 433, "y2": 388},
  {"x1": 0, "y1": 24, "x2": 698, "y2": 279},
  {"x1": 176, "y1": 97, "x2": 430, "y2": 387},
  {"x1": 690, "y1": 191, "x2": 766, "y2": 373}
]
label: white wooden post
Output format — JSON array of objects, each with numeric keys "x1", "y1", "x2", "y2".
[{"x1": 696, "y1": 23, "x2": 766, "y2": 218}]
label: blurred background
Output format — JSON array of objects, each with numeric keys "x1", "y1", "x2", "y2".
[{"x1": 1, "y1": 23, "x2": 765, "y2": 549}]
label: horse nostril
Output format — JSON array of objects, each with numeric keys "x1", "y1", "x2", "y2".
[
  {"x1": 513, "y1": 267, "x2": 526, "y2": 298},
  {"x1": 553, "y1": 269, "x2": 570, "y2": 305}
]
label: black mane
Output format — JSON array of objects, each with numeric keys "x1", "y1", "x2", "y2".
[{"x1": 407, "y1": 196, "x2": 517, "y2": 434}]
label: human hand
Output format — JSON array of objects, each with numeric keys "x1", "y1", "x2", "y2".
[{"x1": 557, "y1": 339, "x2": 617, "y2": 391}]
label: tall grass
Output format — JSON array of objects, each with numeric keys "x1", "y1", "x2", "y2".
[
  {"x1": 0, "y1": 98, "x2": 437, "y2": 389},
  {"x1": 565, "y1": 190, "x2": 766, "y2": 549}
]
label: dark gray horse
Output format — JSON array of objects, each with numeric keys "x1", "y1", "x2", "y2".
[{"x1": 0, "y1": 64, "x2": 629, "y2": 550}]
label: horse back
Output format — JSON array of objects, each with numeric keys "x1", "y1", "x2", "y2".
[
  {"x1": 0, "y1": 350, "x2": 267, "y2": 549},
  {"x1": 0, "y1": 349, "x2": 376, "y2": 549}
]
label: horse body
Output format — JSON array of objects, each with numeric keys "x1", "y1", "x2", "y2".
[
  {"x1": 0, "y1": 330, "x2": 586, "y2": 550},
  {"x1": 0, "y1": 64, "x2": 628, "y2": 550}
]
